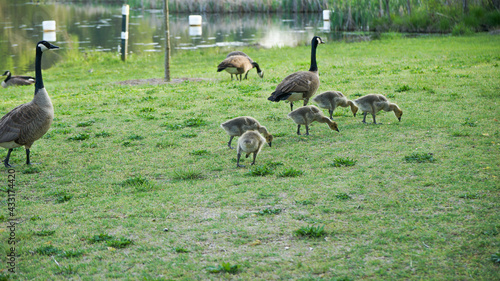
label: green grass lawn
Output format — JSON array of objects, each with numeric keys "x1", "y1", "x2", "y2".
[{"x1": 1, "y1": 33, "x2": 499, "y2": 280}]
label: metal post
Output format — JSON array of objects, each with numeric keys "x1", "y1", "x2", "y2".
[{"x1": 121, "y1": 4, "x2": 129, "y2": 61}]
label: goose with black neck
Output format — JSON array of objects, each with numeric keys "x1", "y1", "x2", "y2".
[
  {"x1": 0, "y1": 41, "x2": 59, "y2": 167},
  {"x1": 267, "y1": 36, "x2": 324, "y2": 111}
]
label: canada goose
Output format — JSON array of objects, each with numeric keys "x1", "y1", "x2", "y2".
[
  {"x1": 353, "y1": 94, "x2": 403, "y2": 124},
  {"x1": 226, "y1": 52, "x2": 264, "y2": 79},
  {"x1": 0, "y1": 41, "x2": 59, "y2": 167},
  {"x1": 217, "y1": 54, "x2": 264, "y2": 81},
  {"x1": 2, "y1": 71, "x2": 35, "y2": 88},
  {"x1": 312, "y1": 91, "x2": 358, "y2": 120},
  {"x1": 220, "y1": 116, "x2": 273, "y2": 149},
  {"x1": 287, "y1": 105, "x2": 339, "y2": 135},
  {"x1": 268, "y1": 36, "x2": 324, "y2": 111},
  {"x1": 236, "y1": 130, "x2": 267, "y2": 168}
]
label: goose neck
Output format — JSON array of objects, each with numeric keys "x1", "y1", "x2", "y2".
[
  {"x1": 35, "y1": 47, "x2": 44, "y2": 90},
  {"x1": 309, "y1": 41, "x2": 318, "y2": 72}
]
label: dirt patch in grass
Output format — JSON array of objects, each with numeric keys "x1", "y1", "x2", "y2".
[{"x1": 116, "y1": 77, "x2": 211, "y2": 86}]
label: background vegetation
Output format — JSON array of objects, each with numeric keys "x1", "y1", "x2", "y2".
[
  {"x1": 0, "y1": 33, "x2": 498, "y2": 279},
  {"x1": 36, "y1": 0, "x2": 500, "y2": 32}
]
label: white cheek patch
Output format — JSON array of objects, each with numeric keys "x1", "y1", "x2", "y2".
[{"x1": 38, "y1": 43, "x2": 49, "y2": 52}]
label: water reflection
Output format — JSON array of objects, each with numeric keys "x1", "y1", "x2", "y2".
[{"x1": 0, "y1": 0, "x2": 359, "y2": 73}]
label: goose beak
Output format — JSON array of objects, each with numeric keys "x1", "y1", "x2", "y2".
[
  {"x1": 398, "y1": 117, "x2": 401, "y2": 122},
  {"x1": 49, "y1": 43, "x2": 60, "y2": 50},
  {"x1": 258, "y1": 71, "x2": 264, "y2": 78},
  {"x1": 268, "y1": 142, "x2": 272, "y2": 147}
]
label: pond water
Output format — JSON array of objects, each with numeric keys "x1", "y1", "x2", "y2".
[{"x1": 0, "y1": 0, "x2": 361, "y2": 74}]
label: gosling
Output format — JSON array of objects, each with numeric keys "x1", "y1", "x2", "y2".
[
  {"x1": 236, "y1": 130, "x2": 267, "y2": 168},
  {"x1": 354, "y1": 94, "x2": 403, "y2": 124},
  {"x1": 312, "y1": 91, "x2": 358, "y2": 120},
  {"x1": 220, "y1": 116, "x2": 273, "y2": 149},
  {"x1": 287, "y1": 105, "x2": 339, "y2": 135}
]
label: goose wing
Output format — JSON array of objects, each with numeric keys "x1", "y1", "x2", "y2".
[
  {"x1": 268, "y1": 71, "x2": 317, "y2": 101},
  {"x1": 226, "y1": 51, "x2": 253, "y2": 62},
  {"x1": 14, "y1": 75, "x2": 36, "y2": 80},
  {"x1": 0, "y1": 104, "x2": 28, "y2": 143},
  {"x1": 217, "y1": 56, "x2": 250, "y2": 72},
  {"x1": 11, "y1": 77, "x2": 35, "y2": 85}
]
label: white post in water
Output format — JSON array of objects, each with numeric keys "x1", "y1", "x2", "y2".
[
  {"x1": 323, "y1": 10, "x2": 331, "y2": 21},
  {"x1": 42, "y1": 20, "x2": 56, "y2": 42},
  {"x1": 188, "y1": 15, "x2": 202, "y2": 36},
  {"x1": 121, "y1": 5, "x2": 129, "y2": 61}
]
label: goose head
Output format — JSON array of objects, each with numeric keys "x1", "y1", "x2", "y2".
[
  {"x1": 395, "y1": 109, "x2": 403, "y2": 121},
  {"x1": 351, "y1": 105, "x2": 359, "y2": 117},
  {"x1": 328, "y1": 121, "x2": 340, "y2": 132},
  {"x1": 252, "y1": 62, "x2": 264, "y2": 78},
  {"x1": 37, "y1": 41, "x2": 60, "y2": 52},
  {"x1": 2, "y1": 71, "x2": 10, "y2": 77},
  {"x1": 312, "y1": 36, "x2": 324, "y2": 46},
  {"x1": 265, "y1": 135, "x2": 273, "y2": 147}
]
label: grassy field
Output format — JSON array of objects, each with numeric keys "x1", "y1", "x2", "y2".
[{"x1": 0, "y1": 33, "x2": 499, "y2": 280}]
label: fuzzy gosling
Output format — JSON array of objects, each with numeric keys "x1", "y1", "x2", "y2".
[
  {"x1": 354, "y1": 94, "x2": 403, "y2": 124},
  {"x1": 287, "y1": 105, "x2": 339, "y2": 135},
  {"x1": 312, "y1": 91, "x2": 358, "y2": 120},
  {"x1": 220, "y1": 116, "x2": 273, "y2": 149},
  {"x1": 236, "y1": 131, "x2": 267, "y2": 168}
]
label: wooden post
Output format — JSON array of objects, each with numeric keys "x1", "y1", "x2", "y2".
[
  {"x1": 164, "y1": 0, "x2": 171, "y2": 82},
  {"x1": 121, "y1": 4, "x2": 129, "y2": 61}
]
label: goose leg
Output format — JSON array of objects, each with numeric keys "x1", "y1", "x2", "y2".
[
  {"x1": 290, "y1": 102, "x2": 294, "y2": 111},
  {"x1": 244, "y1": 71, "x2": 249, "y2": 80},
  {"x1": 372, "y1": 113, "x2": 378, "y2": 124},
  {"x1": 305, "y1": 125, "x2": 310, "y2": 136},
  {"x1": 251, "y1": 152, "x2": 257, "y2": 165},
  {"x1": 362, "y1": 112, "x2": 368, "y2": 124},
  {"x1": 25, "y1": 148, "x2": 31, "y2": 165},
  {"x1": 296, "y1": 125, "x2": 301, "y2": 135},
  {"x1": 3, "y1": 148, "x2": 13, "y2": 167},
  {"x1": 329, "y1": 109, "x2": 334, "y2": 120},
  {"x1": 227, "y1": 136, "x2": 235, "y2": 149},
  {"x1": 236, "y1": 152, "x2": 245, "y2": 168},
  {"x1": 230, "y1": 74, "x2": 234, "y2": 80}
]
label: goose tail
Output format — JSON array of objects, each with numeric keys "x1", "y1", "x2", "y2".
[{"x1": 268, "y1": 91, "x2": 291, "y2": 102}]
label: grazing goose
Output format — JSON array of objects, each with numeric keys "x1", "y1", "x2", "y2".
[
  {"x1": 312, "y1": 91, "x2": 358, "y2": 120},
  {"x1": 268, "y1": 36, "x2": 324, "y2": 111},
  {"x1": 220, "y1": 116, "x2": 273, "y2": 149},
  {"x1": 2, "y1": 71, "x2": 35, "y2": 88},
  {"x1": 236, "y1": 130, "x2": 267, "y2": 168},
  {"x1": 217, "y1": 54, "x2": 264, "y2": 81},
  {"x1": 287, "y1": 105, "x2": 339, "y2": 136},
  {"x1": 0, "y1": 41, "x2": 59, "y2": 167},
  {"x1": 225, "y1": 51, "x2": 264, "y2": 80},
  {"x1": 354, "y1": 94, "x2": 403, "y2": 124}
]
